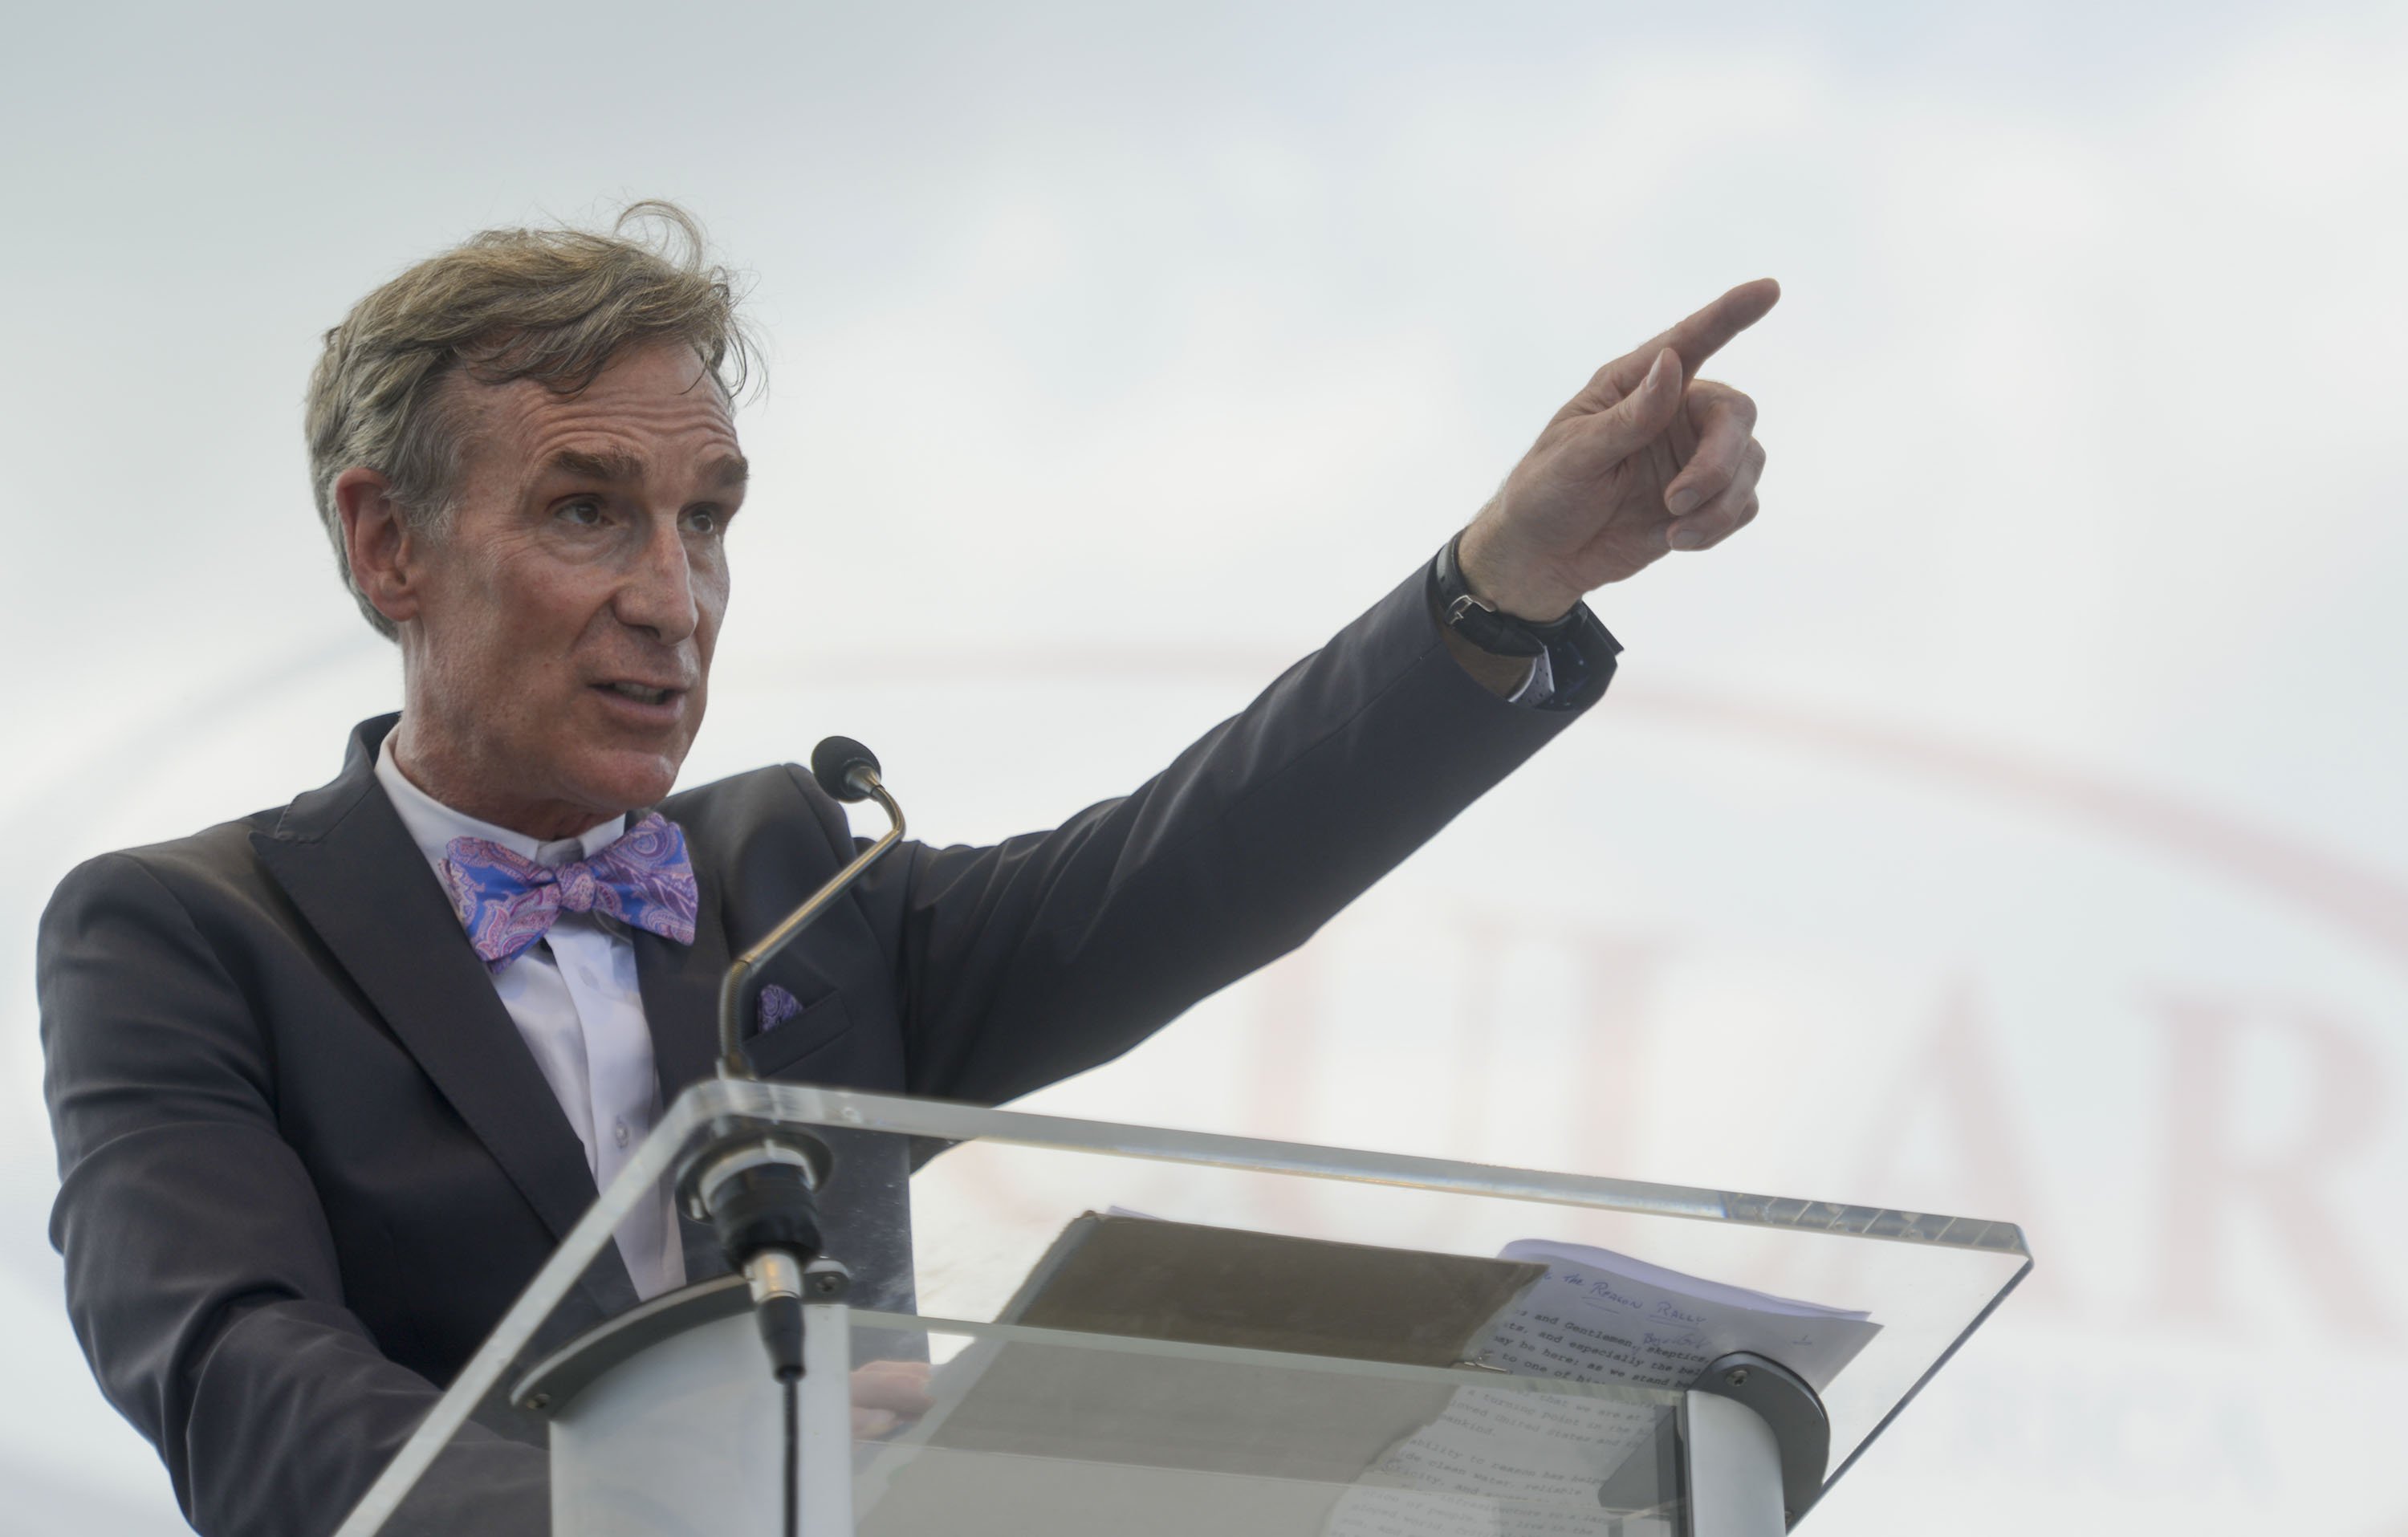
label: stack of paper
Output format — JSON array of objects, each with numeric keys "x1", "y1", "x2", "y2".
[{"x1": 856, "y1": 1217, "x2": 1878, "y2": 1537}]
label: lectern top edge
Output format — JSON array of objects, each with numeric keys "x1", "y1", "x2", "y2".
[{"x1": 708, "y1": 1079, "x2": 2033, "y2": 1258}]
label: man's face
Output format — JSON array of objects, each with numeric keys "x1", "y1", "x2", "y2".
[{"x1": 396, "y1": 341, "x2": 747, "y2": 833}]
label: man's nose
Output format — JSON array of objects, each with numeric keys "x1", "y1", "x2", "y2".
[{"x1": 614, "y1": 516, "x2": 701, "y2": 644}]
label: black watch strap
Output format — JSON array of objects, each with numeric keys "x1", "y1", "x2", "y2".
[
  {"x1": 1430, "y1": 533, "x2": 1623, "y2": 711},
  {"x1": 1434, "y1": 533, "x2": 1580, "y2": 655},
  {"x1": 1435, "y1": 535, "x2": 1551, "y2": 655}
]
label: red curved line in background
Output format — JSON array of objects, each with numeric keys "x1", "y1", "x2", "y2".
[{"x1": 782, "y1": 645, "x2": 2408, "y2": 976}]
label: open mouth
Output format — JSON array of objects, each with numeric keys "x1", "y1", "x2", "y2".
[{"x1": 596, "y1": 681, "x2": 682, "y2": 706}]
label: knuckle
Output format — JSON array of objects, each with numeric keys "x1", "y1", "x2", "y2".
[{"x1": 1694, "y1": 378, "x2": 1755, "y2": 412}]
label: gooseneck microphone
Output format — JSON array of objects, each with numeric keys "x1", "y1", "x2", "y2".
[
  {"x1": 715, "y1": 735, "x2": 907, "y2": 1082},
  {"x1": 673, "y1": 736, "x2": 910, "y2": 1535}
]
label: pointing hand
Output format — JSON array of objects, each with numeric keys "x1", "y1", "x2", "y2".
[{"x1": 1458, "y1": 279, "x2": 1780, "y2": 619}]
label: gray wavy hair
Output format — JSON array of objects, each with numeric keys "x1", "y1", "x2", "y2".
[{"x1": 303, "y1": 201, "x2": 758, "y2": 639}]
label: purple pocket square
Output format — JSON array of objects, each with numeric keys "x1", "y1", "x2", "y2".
[{"x1": 758, "y1": 984, "x2": 804, "y2": 1031}]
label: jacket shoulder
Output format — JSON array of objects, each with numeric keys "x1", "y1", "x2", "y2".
[{"x1": 42, "y1": 808, "x2": 284, "y2": 931}]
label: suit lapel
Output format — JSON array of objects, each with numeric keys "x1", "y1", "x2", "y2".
[
  {"x1": 632, "y1": 880, "x2": 725, "y2": 1104},
  {"x1": 253, "y1": 717, "x2": 639, "y2": 1313},
  {"x1": 632, "y1": 865, "x2": 736, "y2": 1283}
]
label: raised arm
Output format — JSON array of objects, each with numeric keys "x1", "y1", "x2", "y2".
[{"x1": 861, "y1": 558, "x2": 1585, "y2": 1105}]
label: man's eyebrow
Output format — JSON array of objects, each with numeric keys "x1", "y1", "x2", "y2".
[
  {"x1": 544, "y1": 447, "x2": 647, "y2": 484},
  {"x1": 705, "y1": 453, "x2": 750, "y2": 490}
]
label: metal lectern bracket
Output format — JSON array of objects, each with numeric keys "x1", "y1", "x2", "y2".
[{"x1": 1692, "y1": 1351, "x2": 1829, "y2": 1527}]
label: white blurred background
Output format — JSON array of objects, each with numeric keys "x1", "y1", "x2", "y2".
[{"x1": 4, "y1": 1, "x2": 2404, "y2": 1531}]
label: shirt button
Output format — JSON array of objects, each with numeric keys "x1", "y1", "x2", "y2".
[{"x1": 613, "y1": 1120, "x2": 631, "y2": 1148}]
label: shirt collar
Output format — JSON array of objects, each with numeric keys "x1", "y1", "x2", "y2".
[{"x1": 374, "y1": 727, "x2": 628, "y2": 872}]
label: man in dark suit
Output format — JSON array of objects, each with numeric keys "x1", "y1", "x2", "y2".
[{"x1": 39, "y1": 205, "x2": 1773, "y2": 1535}]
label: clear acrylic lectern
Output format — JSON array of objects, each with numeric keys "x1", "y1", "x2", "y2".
[{"x1": 331, "y1": 1080, "x2": 2029, "y2": 1537}]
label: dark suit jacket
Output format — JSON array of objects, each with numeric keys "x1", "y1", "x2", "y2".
[{"x1": 39, "y1": 565, "x2": 1603, "y2": 1537}]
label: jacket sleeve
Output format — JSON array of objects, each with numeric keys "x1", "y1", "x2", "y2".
[
  {"x1": 868, "y1": 559, "x2": 1608, "y2": 1105},
  {"x1": 39, "y1": 852, "x2": 546, "y2": 1537}
]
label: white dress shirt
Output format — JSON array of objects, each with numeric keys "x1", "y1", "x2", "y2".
[{"x1": 375, "y1": 732, "x2": 686, "y2": 1300}]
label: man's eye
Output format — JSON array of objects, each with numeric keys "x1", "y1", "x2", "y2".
[
  {"x1": 557, "y1": 498, "x2": 604, "y2": 527},
  {"x1": 684, "y1": 506, "x2": 722, "y2": 535}
]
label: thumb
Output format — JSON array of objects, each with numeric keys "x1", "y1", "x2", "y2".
[{"x1": 1572, "y1": 348, "x2": 1684, "y2": 472}]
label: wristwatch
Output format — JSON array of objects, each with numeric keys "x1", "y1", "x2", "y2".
[{"x1": 1430, "y1": 533, "x2": 1622, "y2": 711}]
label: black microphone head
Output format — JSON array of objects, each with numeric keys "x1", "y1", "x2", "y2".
[{"x1": 809, "y1": 735, "x2": 881, "y2": 801}]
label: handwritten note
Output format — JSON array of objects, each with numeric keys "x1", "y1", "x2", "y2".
[
  {"x1": 1324, "y1": 1240, "x2": 1879, "y2": 1537},
  {"x1": 1470, "y1": 1239, "x2": 1878, "y2": 1395}
]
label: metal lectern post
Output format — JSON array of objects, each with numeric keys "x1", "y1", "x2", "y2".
[
  {"x1": 1597, "y1": 1350, "x2": 1830, "y2": 1535},
  {"x1": 1682, "y1": 1391, "x2": 1787, "y2": 1537},
  {"x1": 797, "y1": 1260, "x2": 855, "y2": 1537}
]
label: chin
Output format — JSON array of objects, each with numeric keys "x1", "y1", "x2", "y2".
[{"x1": 569, "y1": 745, "x2": 689, "y2": 816}]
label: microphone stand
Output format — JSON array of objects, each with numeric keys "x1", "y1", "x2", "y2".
[{"x1": 673, "y1": 736, "x2": 905, "y2": 1537}]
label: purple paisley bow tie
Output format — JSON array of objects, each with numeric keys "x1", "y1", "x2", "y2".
[{"x1": 439, "y1": 812, "x2": 699, "y2": 970}]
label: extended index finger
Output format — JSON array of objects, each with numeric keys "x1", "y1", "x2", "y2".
[{"x1": 1610, "y1": 279, "x2": 1781, "y2": 390}]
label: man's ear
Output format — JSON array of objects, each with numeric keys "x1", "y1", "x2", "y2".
[{"x1": 334, "y1": 467, "x2": 425, "y2": 627}]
